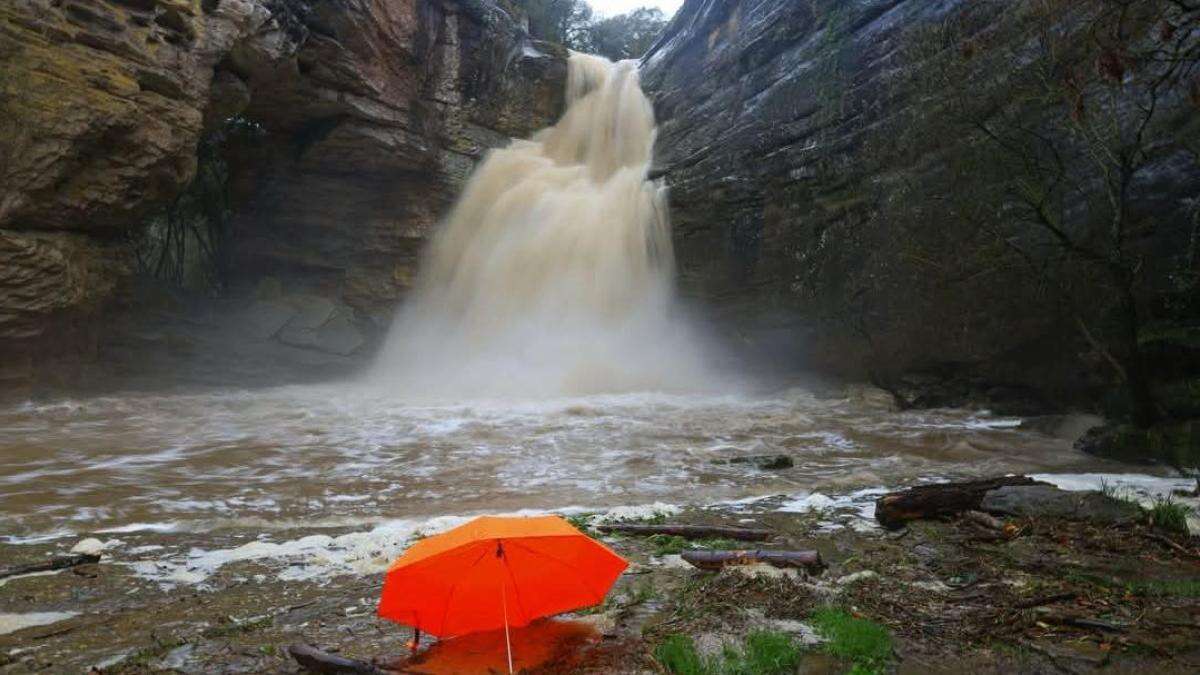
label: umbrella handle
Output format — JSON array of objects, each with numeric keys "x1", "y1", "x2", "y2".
[{"x1": 502, "y1": 581, "x2": 513, "y2": 674}]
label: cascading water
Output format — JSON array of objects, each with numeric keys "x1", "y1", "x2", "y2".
[{"x1": 372, "y1": 53, "x2": 713, "y2": 398}]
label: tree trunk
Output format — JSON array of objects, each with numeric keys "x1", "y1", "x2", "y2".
[{"x1": 1118, "y1": 284, "x2": 1159, "y2": 429}]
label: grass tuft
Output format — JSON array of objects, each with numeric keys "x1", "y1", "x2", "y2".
[
  {"x1": 1098, "y1": 478, "x2": 1142, "y2": 510},
  {"x1": 654, "y1": 631, "x2": 803, "y2": 675},
  {"x1": 655, "y1": 635, "x2": 707, "y2": 675},
  {"x1": 1126, "y1": 578, "x2": 1200, "y2": 598},
  {"x1": 809, "y1": 607, "x2": 892, "y2": 673},
  {"x1": 1149, "y1": 497, "x2": 1191, "y2": 535},
  {"x1": 647, "y1": 535, "x2": 745, "y2": 557},
  {"x1": 724, "y1": 631, "x2": 804, "y2": 674}
]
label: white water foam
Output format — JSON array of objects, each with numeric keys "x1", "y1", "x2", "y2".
[{"x1": 0, "y1": 612, "x2": 78, "y2": 636}]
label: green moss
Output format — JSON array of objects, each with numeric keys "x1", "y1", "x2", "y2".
[{"x1": 809, "y1": 607, "x2": 892, "y2": 673}]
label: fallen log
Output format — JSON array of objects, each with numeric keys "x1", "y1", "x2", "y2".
[
  {"x1": 288, "y1": 644, "x2": 388, "y2": 675},
  {"x1": 875, "y1": 476, "x2": 1042, "y2": 529},
  {"x1": 680, "y1": 549, "x2": 824, "y2": 572},
  {"x1": 595, "y1": 523, "x2": 773, "y2": 541},
  {"x1": 0, "y1": 553, "x2": 100, "y2": 580}
]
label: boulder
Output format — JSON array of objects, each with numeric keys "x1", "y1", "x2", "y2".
[
  {"x1": 1076, "y1": 422, "x2": 1200, "y2": 471},
  {"x1": 243, "y1": 300, "x2": 297, "y2": 340},
  {"x1": 283, "y1": 295, "x2": 336, "y2": 331},
  {"x1": 1020, "y1": 415, "x2": 1106, "y2": 443},
  {"x1": 980, "y1": 485, "x2": 1143, "y2": 526}
]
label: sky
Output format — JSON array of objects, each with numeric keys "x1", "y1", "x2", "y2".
[{"x1": 589, "y1": 0, "x2": 683, "y2": 18}]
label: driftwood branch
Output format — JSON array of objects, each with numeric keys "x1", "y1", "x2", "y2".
[
  {"x1": 287, "y1": 644, "x2": 388, "y2": 675},
  {"x1": 680, "y1": 549, "x2": 824, "y2": 572},
  {"x1": 0, "y1": 554, "x2": 100, "y2": 580},
  {"x1": 875, "y1": 476, "x2": 1042, "y2": 529},
  {"x1": 963, "y1": 510, "x2": 1006, "y2": 531},
  {"x1": 595, "y1": 524, "x2": 773, "y2": 541}
]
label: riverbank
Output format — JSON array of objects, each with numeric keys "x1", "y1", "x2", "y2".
[{"x1": 2, "y1": 474, "x2": 1197, "y2": 673}]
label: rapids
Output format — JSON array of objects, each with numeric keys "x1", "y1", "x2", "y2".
[{"x1": 0, "y1": 386, "x2": 1128, "y2": 542}]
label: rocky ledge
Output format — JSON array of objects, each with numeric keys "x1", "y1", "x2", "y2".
[{"x1": 0, "y1": 0, "x2": 566, "y2": 371}]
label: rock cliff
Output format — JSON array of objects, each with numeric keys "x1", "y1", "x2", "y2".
[
  {"x1": 0, "y1": 0, "x2": 564, "y2": 367},
  {"x1": 643, "y1": 0, "x2": 1200, "y2": 409}
]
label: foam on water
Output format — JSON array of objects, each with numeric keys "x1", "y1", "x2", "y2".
[
  {"x1": 119, "y1": 503, "x2": 675, "y2": 587},
  {"x1": 0, "y1": 612, "x2": 78, "y2": 636}
]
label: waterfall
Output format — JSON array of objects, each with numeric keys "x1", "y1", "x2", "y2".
[{"x1": 371, "y1": 53, "x2": 712, "y2": 398}]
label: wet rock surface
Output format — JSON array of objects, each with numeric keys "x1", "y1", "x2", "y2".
[
  {"x1": 0, "y1": 0, "x2": 566, "y2": 365},
  {"x1": 981, "y1": 485, "x2": 1144, "y2": 526},
  {"x1": 1077, "y1": 421, "x2": 1200, "y2": 470},
  {"x1": 641, "y1": 0, "x2": 1200, "y2": 403}
]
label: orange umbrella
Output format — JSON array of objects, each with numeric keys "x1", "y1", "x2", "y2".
[{"x1": 377, "y1": 515, "x2": 627, "y2": 672}]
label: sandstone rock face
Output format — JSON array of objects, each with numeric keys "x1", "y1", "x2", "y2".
[
  {"x1": 642, "y1": 0, "x2": 1200, "y2": 402},
  {"x1": 223, "y1": 0, "x2": 567, "y2": 320},
  {"x1": 0, "y1": 0, "x2": 565, "y2": 359}
]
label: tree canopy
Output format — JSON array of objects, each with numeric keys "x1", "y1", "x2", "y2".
[{"x1": 517, "y1": 1, "x2": 669, "y2": 61}]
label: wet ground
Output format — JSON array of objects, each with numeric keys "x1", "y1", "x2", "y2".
[{"x1": 2, "y1": 479, "x2": 1198, "y2": 673}]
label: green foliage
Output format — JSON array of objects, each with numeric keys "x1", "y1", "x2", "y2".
[
  {"x1": 516, "y1": 1, "x2": 668, "y2": 60},
  {"x1": 518, "y1": 0, "x2": 593, "y2": 45},
  {"x1": 654, "y1": 631, "x2": 804, "y2": 675},
  {"x1": 574, "y1": 7, "x2": 668, "y2": 60},
  {"x1": 649, "y1": 534, "x2": 689, "y2": 555},
  {"x1": 132, "y1": 116, "x2": 265, "y2": 293},
  {"x1": 1149, "y1": 497, "x2": 1192, "y2": 535},
  {"x1": 566, "y1": 513, "x2": 595, "y2": 532},
  {"x1": 810, "y1": 607, "x2": 892, "y2": 673}
]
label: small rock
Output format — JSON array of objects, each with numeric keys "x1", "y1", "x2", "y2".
[
  {"x1": 721, "y1": 454, "x2": 795, "y2": 470},
  {"x1": 70, "y1": 538, "x2": 105, "y2": 555},
  {"x1": 836, "y1": 570, "x2": 879, "y2": 585},
  {"x1": 766, "y1": 619, "x2": 824, "y2": 646},
  {"x1": 729, "y1": 563, "x2": 798, "y2": 580}
]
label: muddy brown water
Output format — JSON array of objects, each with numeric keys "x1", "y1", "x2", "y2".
[{"x1": 0, "y1": 383, "x2": 1124, "y2": 545}]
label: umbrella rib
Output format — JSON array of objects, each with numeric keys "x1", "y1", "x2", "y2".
[
  {"x1": 506, "y1": 538, "x2": 606, "y2": 604},
  {"x1": 500, "y1": 547, "x2": 533, "y2": 625},
  {"x1": 438, "y1": 544, "x2": 492, "y2": 636}
]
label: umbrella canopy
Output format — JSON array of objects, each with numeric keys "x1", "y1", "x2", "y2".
[{"x1": 377, "y1": 515, "x2": 627, "y2": 638}]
